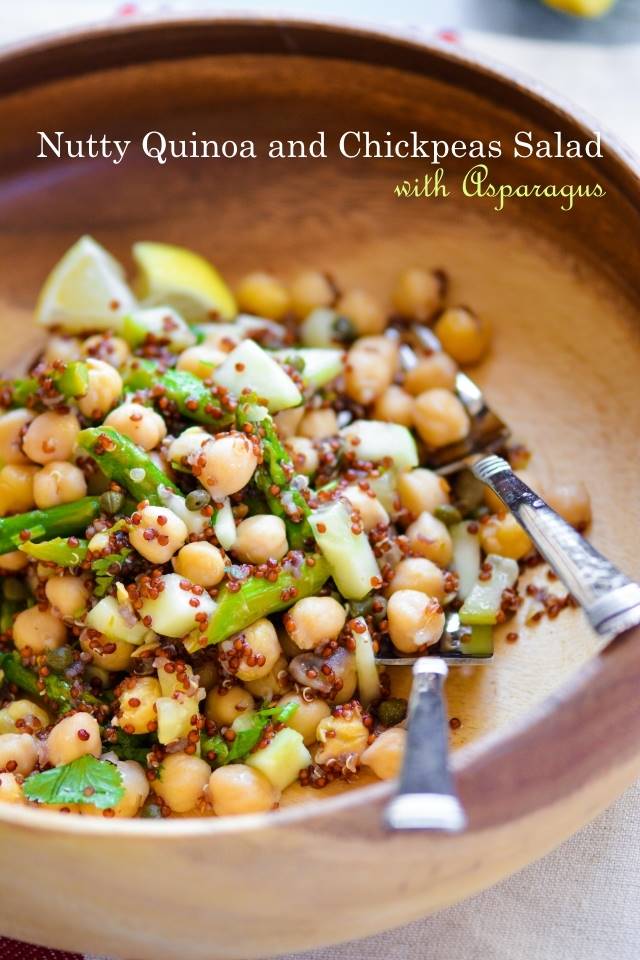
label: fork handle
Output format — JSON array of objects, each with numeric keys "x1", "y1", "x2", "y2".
[
  {"x1": 385, "y1": 659, "x2": 466, "y2": 832},
  {"x1": 473, "y1": 456, "x2": 640, "y2": 647}
]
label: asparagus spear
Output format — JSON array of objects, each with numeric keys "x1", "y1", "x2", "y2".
[
  {"x1": 1, "y1": 361, "x2": 89, "y2": 408},
  {"x1": 0, "y1": 496, "x2": 102, "y2": 555},
  {"x1": 185, "y1": 552, "x2": 330, "y2": 652},
  {"x1": 19, "y1": 536, "x2": 89, "y2": 567},
  {"x1": 77, "y1": 426, "x2": 179, "y2": 505},
  {"x1": 123, "y1": 359, "x2": 236, "y2": 427},
  {"x1": 0, "y1": 651, "x2": 103, "y2": 713},
  {"x1": 0, "y1": 578, "x2": 30, "y2": 634},
  {"x1": 238, "y1": 406, "x2": 313, "y2": 549}
]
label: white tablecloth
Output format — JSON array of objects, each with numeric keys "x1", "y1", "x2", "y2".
[{"x1": 2, "y1": 4, "x2": 639, "y2": 960}]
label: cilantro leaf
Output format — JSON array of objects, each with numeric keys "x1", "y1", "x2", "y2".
[
  {"x1": 91, "y1": 548, "x2": 132, "y2": 597},
  {"x1": 201, "y1": 700, "x2": 298, "y2": 768},
  {"x1": 23, "y1": 755, "x2": 125, "y2": 809},
  {"x1": 106, "y1": 728, "x2": 152, "y2": 766}
]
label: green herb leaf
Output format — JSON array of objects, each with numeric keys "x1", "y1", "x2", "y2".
[
  {"x1": 91, "y1": 548, "x2": 132, "y2": 597},
  {"x1": 23, "y1": 755, "x2": 125, "y2": 809},
  {"x1": 201, "y1": 700, "x2": 298, "y2": 768},
  {"x1": 107, "y1": 728, "x2": 153, "y2": 766}
]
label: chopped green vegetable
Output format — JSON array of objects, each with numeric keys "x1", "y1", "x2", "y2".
[
  {"x1": 122, "y1": 306, "x2": 196, "y2": 352},
  {"x1": 0, "y1": 651, "x2": 104, "y2": 714},
  {"x1": 77, "y1": 426, "x2": 179, "y2": 505},
  {"x1": 123, "y1": 359, "x2": 236, "y2": 427},
  {"x1": 246, "y1": 726, "x2": 312, "y2": 791},
  {"x1": 201, "y1": 701, "x2": 299, "y2": 767},
  {"x1": 273, "y1": 348, "x2": 344, "y2": 389},
  {"x1": 434, "y1": 504, "x2": 463, "y2": 527},
  {"x1": 352, "y1": 617, "x2": 380, "y2": 706},
  {"x1": 340, "y1": 420, "x2": 418, "y2": 471},
  {"x1": 450, "y1": 522, "x2": 481, "y2": 601},
  {"x1": 1, "y1": 361, "x2": 89, "y2": 408},
  {"x1": 186, "y1": 553, "x2": 330, "y2": 652},
  {"x1": 19, "y1": 536, "x2": 89, "y2": 567},
  {"x1": 0, "y1": 497, "x2": 102, "y2": 555},
  {"x1": 459, "y1": 554, "x2": 519, "y2": 626},
  {"x1": 458, "y1": 624, "x2": 494, "y2": 657},
  {"x1": 91, "y1": 548, "x2": 132, "y2": 597},
  {"x1": 309, "y1": 499, "x2": 380, "y2": 600},
  {"x1": 23, "y1": 755, "x2": 124, "y2": 809},
  {"x1": 214, "y1": 340, "x2": 302, "y2": 412}
]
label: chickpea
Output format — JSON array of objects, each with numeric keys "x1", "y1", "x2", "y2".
[
  {"x1": 45, "y1": 575, "x2": 89, "y2": 619},
  {"x1": 277, "y1": 692, "x2": 331, "y2": 745},
  {"x1": 0, "y1": 733, "x2": 38, "y2": 775},
  {"x1": 33, "y1": 461, "x2": 87, "y2": 509},
  {"x1": 541, "y1": 481, "x2": 592, "y2": 530},
  {"x1": 335, "y1": 289, "x2": 385, "y2": 336},
  {"x1": 413, "y1": 388, "x2": 471, "y2": 449},
  {"x1": 387, "y1": 589, "x2": 445, "y2": 653},
  {"x1": 232, "y1": 515, "x2": 288, "y2": 564},
  {"x1": 83, "y1": 758, "x2": 149, "y2": 818},
  {"x1": 220, "y1": 618, "x2": 281, "y2": 682},
  {"x1": 406, "y1": 511, "x2": 453, "y2": 567},
  {"x1": 0, "y1": 550, "x2": 28, "y2": 572},
  {"x1": 0, "y1": 699, "x2": 49, "y2": 735},
  {"x1": 80, "y1": 631, "x2": 135, "y2": 672},
  {"x1": 46, "y1": 712, "x2": 101, "y2": 767},
  {"x1": 129, "y1": 505, "x2": 188, "y2": 564},
  {"x1": 373, "y1": 385, "x2": 414, "y2": 426},
  {"x1": 289, "y1": 270, "x2": 335, "y2": 319},
  {"x1": 104, "y1": 402, "x2": 167, "y2": 452},
  {"x1": 176, "y1": 345, "x2": 226, "y2": 380},
  {"x1": 274, "y1": 407, "x2": 305, "y2": 440},
  {"x1": 173, "y1": 541, "x2": 225, "y2": 588},
  {"x1": 196, "y1": 433, "x2": 258, "y2": 498},
  {"x1": 43, "y1": 334, "x2": 81, "y2": 365},
  {"x1": 0, "y1": 463, "x2": 38, "y2": 515},
  {"x1": 167, "y1": 426, "x2": 209, "y2": 467},
  {"x1": 315, "y1": 709, "x2": 369, "y2": 764},
  {"x1": 298, "y1": 408, "x2": 338, "y2": 440},
  {"x1": 392, "y1": 267, "x2": 444, "y2": 321},
  {"x1": 117, "y1": 677, "x2": 161, "y2": 734},
  {"x1": 361, "y1": 727, "x2": 406, "y2": 780},
  {"x1": 81, "y1": 334, "x2": 131, "y2": 369},
  {"x1": 397, "y1": 468, "x2": 450, "y2": 518},
  {"x1": 205, "y1": 685, "x2": 255, "y2": 726},
  {"x1": 209, "y1": 764, "x2": 279, "y2": 816},
  {"x1": 387, "y1": 557, "x2": 446, "y2": 601},
  {"x1": 235, "y1": 271, "x2": 290, "y2": 321},
  {"x1": 244, "y1": 656, "x2": 292, "y2": 701},
  {"x1": 343, "y1": 484, "x2": 389, "y2": 532},
  {"x1": 285, "y1": 436, "x2": 319, "y2": 476},
  {"x1": 77, "y1": 358, "x2": 123, "y2": 419},
  {"x1": 151, "y1": 752, "x2": 210, "y2": 814},
  {"x1": 480, "y1": 513, "x2": 532, "y2": 560},
  {"x1": 22, "y1": 411, "x2": 80, "y2": 465},
  {"x1": 0, "y1": 408, "x2": 33, "y2": 465},
  {"x1": 403, "y1": 353, "x2": 457, "y2": 395},
  {"x1": 344, "y1": 336, "x2": 398, "y2": 405},
  {"x1": 0, "y1": 772, "x2": 24, "y2": 804},
  {"x1": 284, "y1": 596, "x2": 347, "y2": 651},
  {"x1": 13, "y1": 605, "x2": 67, "y2": 654},
  {"x1": 434, "y1": 307, "x2": 490, "y2": 365}
]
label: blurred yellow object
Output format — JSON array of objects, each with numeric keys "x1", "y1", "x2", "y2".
[{"x1": 543, "y1": 0, "x2": 616, "y2": 17}]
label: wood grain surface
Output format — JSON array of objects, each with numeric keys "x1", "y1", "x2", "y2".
[{"x1": 0, "y1": 18, "x2": 638, "y2": 960}]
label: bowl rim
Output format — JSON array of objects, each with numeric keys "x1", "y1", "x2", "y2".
[{"x1": 0, "y1": 12, "x2": 639, "y2": 839}]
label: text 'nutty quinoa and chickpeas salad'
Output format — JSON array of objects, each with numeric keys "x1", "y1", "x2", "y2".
[{"x1": 0, "y1": 237, "x2": 592, "y2": 819}]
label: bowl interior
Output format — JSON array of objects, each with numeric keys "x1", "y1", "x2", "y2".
[{"x1": 0, "y1": 34, "x2": 639, "y2": 810}]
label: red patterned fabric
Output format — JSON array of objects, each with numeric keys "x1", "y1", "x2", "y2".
[{"x1": 0, "y1": 937, "x2": 83, "y2": 960}]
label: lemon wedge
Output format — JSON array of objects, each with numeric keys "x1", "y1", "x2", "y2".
[
  {"x1": 542, "y1": 0, "x2": 615, "y2": 17},
  {"x1": 132, "y1": 241, "x2": 237, "y2": 322},
  {"x1": 35, "y1": 235, "x2": 137, "y2": 332}
]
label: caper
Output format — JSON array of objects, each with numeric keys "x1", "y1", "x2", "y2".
[
  {"x1": 333, "y1": 314, "x2": 357, "y2": 343},
  {"x1": 100, "y1": 490, "x2": 125, "y2": 515},
  {"x1": 349, "y1": 596, "x2": 374, "y2": 618},
  {"x1": 434, "y1": 504, "x2": 463, "y2": 527},
  {"x1": 45, "y1": 645, "x2": 75, "y2": 673},
  {"x1": 452, "y1": 469, "x2": 485, "y2": 516},
  {"x1": 185, "y1": 488, "x2": 211, "y2": 511},
  {"x1": 376, "y1": 697, "x2": 408, "y2": 728},
  {"x1": 140, "y1": 800, "x2": 164, "y2": 819}
]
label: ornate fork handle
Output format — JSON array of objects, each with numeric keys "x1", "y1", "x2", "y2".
[{"x1": 473, "y1": 456, "x2": 640, "y2": 647}]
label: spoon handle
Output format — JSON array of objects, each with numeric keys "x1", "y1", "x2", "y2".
[
  {"x1": 385, "y1": 658, "x2": 466, "y2": 832},
  {"x1": 473, "y1": 456, "x2": 640, "y2": 648}
]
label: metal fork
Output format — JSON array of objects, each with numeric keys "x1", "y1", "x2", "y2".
[{"x1": 380, "y1": 611, "x2": 491, "y2": 832}]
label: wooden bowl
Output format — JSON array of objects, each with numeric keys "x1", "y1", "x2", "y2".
[{"x1": 0, "y1": 17, "x2": 639, "y2": 960}]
